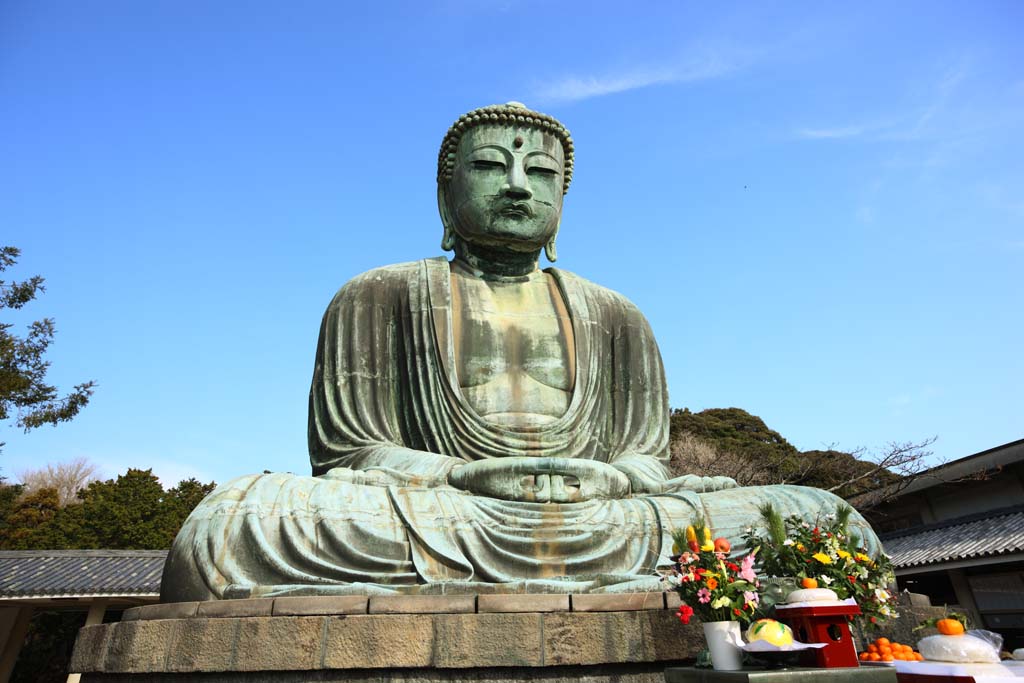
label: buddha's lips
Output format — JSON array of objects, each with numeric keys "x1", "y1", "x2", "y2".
[{"x1": 498, "y1": 202, "x2": 533, "y2": 218}]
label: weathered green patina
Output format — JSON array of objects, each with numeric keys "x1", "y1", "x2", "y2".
[{"x1": 160, "y1": 103, "x2": 881, "y2": 601}]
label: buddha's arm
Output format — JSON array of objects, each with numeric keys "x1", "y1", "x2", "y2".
[
  {"x1": 318, "y1": 445, "x2": 465, "y2": 486},
  {"x1": 611, "y1": 453, "x2": 738, "y2": 494},
  {"x1": 309, "y1": 265, "x2": 469, "y2": 485}
]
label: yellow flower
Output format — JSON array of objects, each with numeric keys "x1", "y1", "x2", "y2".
[
  {"x1": 855, "y1": 552, "x2": 871, "y2": 563},
  {"x1": 796, "y1": 543, "x2": 806, "y2": 552},
  {"x1": 837, "y1": 550, "x2": 851, "y2": 559},
  {"x1": 812, "y1": 552, "x2": 833, "y2": 564}
]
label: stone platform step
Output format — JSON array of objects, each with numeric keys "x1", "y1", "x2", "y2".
[
  {"x1": 73, "y1": 593, "x2": 697, "y2": 676},
  {"x1": 123, "y1": 591, "x2": 677, "y2": 620}
]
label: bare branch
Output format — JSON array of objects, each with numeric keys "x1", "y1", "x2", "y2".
[{"x1": 17, "y1": 457, "x2": 100, "y2": 507}]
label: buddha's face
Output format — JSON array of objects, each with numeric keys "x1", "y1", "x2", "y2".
[{"x1": 445, "y1": 124, "x2": 565, "y2": 253}]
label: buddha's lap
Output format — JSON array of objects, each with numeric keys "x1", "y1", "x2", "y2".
[
  {"x1": 180, "y1": 471, "x2": 879, "y2": 554},
  {"x1": 162, "y1": 472, "x2": 880, "y2": 601}
]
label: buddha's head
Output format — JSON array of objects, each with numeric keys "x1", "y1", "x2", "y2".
[{"x1": 437, "y1": 103, "x2": 574, "y2": 262}]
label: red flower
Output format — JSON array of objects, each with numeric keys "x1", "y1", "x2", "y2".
[
  {"x1": 726, "y1": 562, "x2": 740, "y2": 572},
  {"x1": 677, "y1": 604, "x2": 694, "y2": 625},
  {"x1": 733, "y1": 608, "x2": 742, "y2": 617},
  {"x1": 870, "y1": 616, "x2": 877, "y2": 624}
]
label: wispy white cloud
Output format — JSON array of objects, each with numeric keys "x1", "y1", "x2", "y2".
[
  {"x1": 855, "y1": 205, "x2": 875, "y2": 224},
  {"x1": 798, "y1": 125, "x2": 872, "y2": 140},
  {"x1": 796, "y1": 60, "x2": 973, "y2": 144},
  {"x1": 533, "y1": 51, "x2": 747, "y2": 105},
  {"x1": 887, "y1": 394, "x2": 912, "y2": 408}
]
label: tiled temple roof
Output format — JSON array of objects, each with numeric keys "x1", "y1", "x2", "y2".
[
  {"x1": 0, "y1": 549, "x2": 167, "y2": 598},
  {"x1": 882, "y1": 506, "x2": 1024, "y2": 570}
]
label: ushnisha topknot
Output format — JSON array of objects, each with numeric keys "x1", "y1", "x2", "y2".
[{"x1": 437, "y1": 102, "x2": 574, "y2": 195}]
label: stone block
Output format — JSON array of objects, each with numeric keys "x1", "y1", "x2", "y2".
[
  {"x1": 272, "y1": 595, "x2": 369, "y2": 616},
  {"x1": 543, "y1": 610, "x2": 698, "y2": 666},
  {"x1": 69, "y1": 624, "x2": 111, "y2": 673},
  {"x1": 369, "y1": 594, "x2": 476, "y2": 614},
  {"x1": 120, "y1": 607, "x2": 141, "y2": 621},
  {"x1": 196, "y1": 598, "x2": 273, "y2": 618},
  {"x1": 101, "y1": 620, "x2": 175, "y2": 673},
  {"x1": 666, "y1": 591, "x2": 683, "y2": 609},
  {"x1": 135, "y1": 602, "x2": 199, "y2": 621},
  {"x1": 432, "y1": 612, "x2": 543, "y2": 667},
  {"x1": 322, "y1": 614, "x2": 434, "y2": 668},
  {"x1": 477, "y1": 593, "x2": 569, "y2": 613},
  {"x1": 233, "y1": 616, "x2": 325, "y2": 671},
  {"x1": 543, "y1": 611, "x2": 636, "y2": 665},
  {"x1": 906, "y1": 592, "x2": 932, "y2": 608},
  {"x1": 572, "y1": 592, "x2": 665, "y2": 612},
  {"x1": 164, "y1": 617, "x2": 240, "y2": 672}
]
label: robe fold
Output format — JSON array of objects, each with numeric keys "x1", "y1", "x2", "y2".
[{"x1": 161, "y1": 258, "x2": 880, "y2": 601}]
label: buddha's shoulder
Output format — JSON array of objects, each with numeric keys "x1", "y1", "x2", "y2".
[
  {"x1": 550, "y1": 268, "x2": 647, "y2": 319},
  {"x1": 328, "y1": 258, "x2": 444, "y2": 302}
]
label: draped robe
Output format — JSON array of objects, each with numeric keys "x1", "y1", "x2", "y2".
[{"x1": 161, "y1": 258, "x2": 880, "y2": 601}]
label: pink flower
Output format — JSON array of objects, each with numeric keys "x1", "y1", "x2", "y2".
[
  {"x1": 740, "y1": 554, "x2": 757, "y2": 582},
  {"x1": 697, "y1": 588, "x2": 711, "y2": 604},
  {"x1": 743, "y1": 590, "x2": 759, "y2": 607}
]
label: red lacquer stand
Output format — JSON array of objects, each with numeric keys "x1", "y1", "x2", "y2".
[{"x1": 775, "y1": 602, "x2": 862, "y2": 668}]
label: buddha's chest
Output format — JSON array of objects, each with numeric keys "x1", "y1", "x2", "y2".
[{"x1": 450, "y1": 273, "x2": 575, "y2": 426}]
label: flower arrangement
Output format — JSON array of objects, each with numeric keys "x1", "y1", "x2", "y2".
[
  {"x1": 666, "y1": 517, "x2": 762, "y2": 625},
  {"x1": 741, "y1": 503, "x2": 897, "y2": 629}
]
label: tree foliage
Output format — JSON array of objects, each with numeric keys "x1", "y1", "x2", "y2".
[
  {"x1": 0, "y1": 468, "x2": 216, "y2": 550},
  {"x1": 669, "y1": 407, "x2": 938, "y2": 508},
  {"x1": 1, "y1": 246, "x2": 95, "y2": 454},
  {"x1": 669, "y1": 407, "x2": 804, "y2": 485}
]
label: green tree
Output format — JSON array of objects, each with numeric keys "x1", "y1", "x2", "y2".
[
  {"x1": 669, "y1": 407, "x2": 937, "y2": 508},
  {"x1": 0, "y1": 468, "x2": 217, "y2": 550},
  {"x1": 0, "y1": 487, "x2": 62, "y2": 549},
  {"x1": 1, "y1": 246, "x2": 94, "y2": 454},
  {"x1": 669, "y1": 407, "x2": 805, "y2": 484}
]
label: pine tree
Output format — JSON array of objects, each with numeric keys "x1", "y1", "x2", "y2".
[{"x1": 1, "y1": 246, "x2": 94, "y2": 454}]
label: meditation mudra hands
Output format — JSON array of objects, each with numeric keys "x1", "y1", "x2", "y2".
[{"x1": 445, "y1": 456, "x2": 739, "y2": 502}]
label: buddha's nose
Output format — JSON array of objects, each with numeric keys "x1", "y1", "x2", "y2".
[{"x1": 503, "y1": 165, "x2": 532, "y2": 200}]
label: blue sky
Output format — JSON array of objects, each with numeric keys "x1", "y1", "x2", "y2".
[{"x1": 2, "y1": 1, "x2": 1021, "y2": 487}]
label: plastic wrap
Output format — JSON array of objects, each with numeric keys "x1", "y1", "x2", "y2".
[
  {"x1": 918, "y1": 630, "x2": 1003, "y2": 664},
  {"x1": 784, "y1": 588, "x2": 838, "y2": 603}
]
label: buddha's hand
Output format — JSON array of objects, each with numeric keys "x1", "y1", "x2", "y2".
[
  {"x1": 447, "y1": 457, "x2": 630, "y2": 503},
  {"x1": 663, "y1": 475, "x2": 739, "y2": 493}
]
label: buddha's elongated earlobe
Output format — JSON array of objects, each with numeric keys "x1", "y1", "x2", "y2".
[
  {"x1": 441, "y1": 227, "x2": 456, "y2": 252},
  {"x1": 544, "y1": 225, "x2": 559, "y2": 262},
  {"x1": 438, "y1": 185, "x2": 456, "y2": 252}
]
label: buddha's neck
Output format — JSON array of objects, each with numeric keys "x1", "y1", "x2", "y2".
[{"x1": 452, "y1": 239, "x2": 541, "y2": 281}]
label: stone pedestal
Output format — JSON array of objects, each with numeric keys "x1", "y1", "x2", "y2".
[{"x1": 71, "y1": 593, "x2": 697, "y2": 682}]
